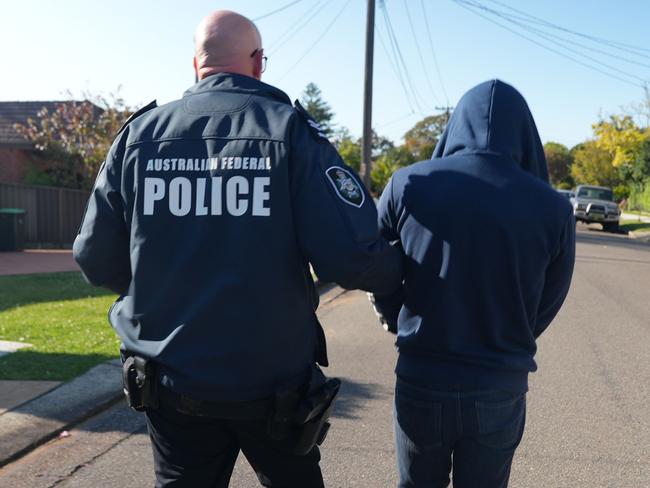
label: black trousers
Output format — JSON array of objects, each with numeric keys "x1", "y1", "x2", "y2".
[{"x1": 145, "y1": 403, "x2": 325, "y2": 488}]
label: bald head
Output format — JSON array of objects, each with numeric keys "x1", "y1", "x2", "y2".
[{"x1": 193, "y1": 10, "x2": 263, "y2": 81}]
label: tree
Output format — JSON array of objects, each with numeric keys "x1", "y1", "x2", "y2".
[
  {"x1": 402, "y1": 113, "x2": 449, "y2": 161},
  {"x1": 15, "y1": 91, "x2": 133, "y2": 190},
  {"x1": 336, "y1": 135, "x2": 361, "y2": 172},
  {"x1": 544, "y1": 142, "x2": 573, "y2": 188},
  {"x1": 571, "y1": 141, "x2": 621, "y2": 189},
  {"x1": 625, "y1": 139, "x2": 650, "y2": 211},
  {"x1": 300, "y1": 83, "x2": 335, "y2": 137},
  {"x1": 371, "y1": 145, "x2": 416, "y2": 193},
  {"x1": 372, "y1": 130, "x2": 394, "y2": 158},
  {"x1": 593, "y1": 115, "x2": 649, "y2": 168}
]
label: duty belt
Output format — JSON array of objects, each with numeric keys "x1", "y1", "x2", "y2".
[{"x1": 158, "y1": 385, "x2": 273, "y2": 420}]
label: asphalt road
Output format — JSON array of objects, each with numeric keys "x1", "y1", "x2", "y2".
[{"x1": 1, "y1": 225, "x2": 649, "y2": 487}]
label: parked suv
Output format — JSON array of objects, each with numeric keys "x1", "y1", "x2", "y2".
[{"x1": 572, "y1": 185, "x2": 620, "y2": 232}]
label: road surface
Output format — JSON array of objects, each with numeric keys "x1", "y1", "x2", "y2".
[{"x1": 1, "y1": 226, "x2": 648, "y2": 487}]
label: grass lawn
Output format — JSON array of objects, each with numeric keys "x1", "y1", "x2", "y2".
[
  {"x1": 620, "y1": 219, "x2": 650, "y2": 233},
  {"x1": 624, "y1": 210, "x2": 650, "y2": 217},
  {"x1": 0, "y1": 272, "x2": 119, "y2": 381}
]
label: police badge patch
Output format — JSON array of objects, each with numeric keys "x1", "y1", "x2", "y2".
[{"x1": 325, "y1": 167, "x2": 365, "y2": 208}]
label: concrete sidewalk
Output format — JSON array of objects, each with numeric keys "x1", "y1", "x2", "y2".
[
  {"x1": 621, "y1": 211, "x2": 650, "y2": 223},
  {"x1": 0, "y1": 361, "x2": 123, "y2": 467},
  {"x1": 0, "y1": 250, "x2": 79, "y2": 276}
]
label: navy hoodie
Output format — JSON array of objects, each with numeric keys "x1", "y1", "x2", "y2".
[{"x1": 375, "y1": 80, "x2": 576, "y2": 392}]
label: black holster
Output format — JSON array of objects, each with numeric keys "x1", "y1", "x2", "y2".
[
  {"x1": 267, "y1": 367, "x2": 341, "y2": 455},
  {"x1": 122, "y1": 355, "x2": 158, "y2": 411}
]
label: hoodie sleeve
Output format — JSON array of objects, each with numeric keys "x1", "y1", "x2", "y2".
[
  {"x1": 73, "y1": 131, "x2": 131, "y2": 295},
  {"x1": 534, "y1": 211, "x2": 576, "y2": 338},
  {"x1": 288, "y1": 107, "x2": 402, "y2": 294},
  {"x1": 370, "y1": 175, "x2": 405, "y2": 332}
]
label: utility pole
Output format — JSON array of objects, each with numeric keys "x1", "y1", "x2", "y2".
[
  {"x1": 435, "y1": 105, "x2": 453, "y2": 125},
  {"x1": 360, "y1": 0, "x2": 375, "y2": 188}
]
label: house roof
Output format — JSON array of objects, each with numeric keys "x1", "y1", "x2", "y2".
[{"x1": 0, "y1": 101, "x2": 101, "y2": 149}]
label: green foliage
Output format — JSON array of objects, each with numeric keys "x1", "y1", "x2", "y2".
[
  {"x1": 371, "y1": 146, "x2": 415, "y2": 193},
  {"x1": 22, "y1": 159, "x2": 58, "y2": 187},
  {"x1": 621, "y1": 138, "x2": 650, "y2": 185},
  {"x1": 544, "y1": 141, "x2": 573, "y2": 187},
  {"x1": 593, "y1": 115, "x2": 649, "y2": 168},
  {"x1": 571, "y1": 140, "x2": 622, "y2": 189},
  {"x1": 403, "y1": 113, "x2": 448, "y2": 161},
  {"x1": 555, "y1": 181, "x2": 573, "y2": 190},
  {"x1": 14, "y1": 90, "x2": 133, "y2": 190},
  {"x1": 0, "y1": 273, "x2": 118, "y2": 380},
  {"x1": 337, "y1": 136, "x2": 361, "y2": 172},
  {"x1": 300, "y1": 83, "x2": 335, "y2": 137},
  {"x1": 613, "y1": 185, "x2": 630, "y2": 201},
  {"x1": 629, "y1": 182, "x2": 650, "y2": 212}
]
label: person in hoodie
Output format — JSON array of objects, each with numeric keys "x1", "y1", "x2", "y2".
[{"x1": 372, "y1": 80, "x2": 576, "y2": 488}]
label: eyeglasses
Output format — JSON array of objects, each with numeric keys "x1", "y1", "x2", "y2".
[{"x1": 250, "y1": 48, "x2": 268, "y2": 73}]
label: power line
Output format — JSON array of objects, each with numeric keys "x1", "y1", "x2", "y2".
[
  {"x1": 376, "y1": 111, "x2": 418, "y2": 129},
  {"x1": 278, "y1": 0, "x2": 352, "y2": 80},
  {"x1": 403, "y1": 0, "x2": 441, "y2": 105},
  {"x1": 459, "y1": 0, "x2": 648, "y2": 84},
  {"x1": 267, "y1": 0, "x2": 328, "y2": 55},
  {"x1": 376, "y1": 17, "x2": 416, "y2": 112},
  {"x1": 421, "y1": 0, "x2": 450, "y2": 105},
  {"x1": 517, "y1": 20, "x2": 650, "y2": 71},
  {"x1": 485, "y1": 0, "x2": 650, "y2": 56},
  {"x1": 452, "y1": 0, "x2": 647, "y2": 89},
  {"x1": 253, "y1": 0, "x2": 305, "y2": 21},
  {"x1": 380, "y1": 0, "x2": 427, "y2": 114}
]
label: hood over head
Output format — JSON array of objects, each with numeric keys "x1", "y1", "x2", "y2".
[{"x1": 432, "y1": 79, "x2": 549, "y2": 183}]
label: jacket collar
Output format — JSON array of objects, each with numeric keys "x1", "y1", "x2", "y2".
[{"x1": 183, "y1": 73, "x2": 292, "y2": 106}]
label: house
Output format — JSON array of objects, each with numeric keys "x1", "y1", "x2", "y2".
[{"x1": 0, "y1": 101, "x2": 101, "y2": 184}]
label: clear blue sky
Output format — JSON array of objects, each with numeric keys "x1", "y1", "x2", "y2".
[{"x1": 3, "y1": 0, "x2": 649, "y2": 148}]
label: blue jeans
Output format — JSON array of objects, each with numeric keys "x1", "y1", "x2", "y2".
[{"x1": 394, "y1": 377, "x2": 526, "y2": 488}]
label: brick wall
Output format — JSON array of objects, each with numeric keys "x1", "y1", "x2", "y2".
[{"x1": 0, "y1": 148, "x2": 31, "y2": 183}]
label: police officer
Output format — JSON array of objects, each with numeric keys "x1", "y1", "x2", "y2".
[{"x1": 73, "y1": 10, "x2": 402, "y2": 488}]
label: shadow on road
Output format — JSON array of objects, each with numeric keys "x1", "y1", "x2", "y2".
[
  {"x1": 333, "y1": 377, "x2": 391, "y2": 420},
  {"x1": 577, "y1": 229, "x2": 650, "y2": 252},
  {"x1": 577, "y1": 255, "x2": 650, "y2": 266}
]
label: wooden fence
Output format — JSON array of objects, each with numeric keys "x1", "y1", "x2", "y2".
[{"x1": 0, "y1": 182, "x2": 89, "y2": 248}]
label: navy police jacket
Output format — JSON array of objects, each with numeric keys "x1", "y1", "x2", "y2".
[
  {"x1": 374, "y1": 80, "x2": 575, "y2": 392},
  {"x1": 74, "y1": 73, "x2": 402, "y2": 402}
]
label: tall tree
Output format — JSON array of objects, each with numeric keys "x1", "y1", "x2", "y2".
[
  {"x1": 300, "y1": 83, "x2": 335, "y2": 137},
  {"x1": 571, "y1": 141, "x2": 621, "y2": 189},
  {"x1": 544, "y1": 142, "x2": 574, "y2": 188},
  {"x1": 403, "y1": 113, "x2": 449, "y2": 161},
  {"x1": 593, "y1": 115, "x2": 649, "y2": 168}
]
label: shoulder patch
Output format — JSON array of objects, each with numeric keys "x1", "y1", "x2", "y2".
[
  {"x1": 325, "y1": 166, "x2": 365, "y2": 208},
  {"x1": 115, "y1": 100, "x2": 157, "y2": 137},
  {"x1": 293, "y1": 100, "x2": 329, "y2": 142}
]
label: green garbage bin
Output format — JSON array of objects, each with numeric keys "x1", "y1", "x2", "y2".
[{"x1": 0, "y1": 208, "x2": 26, "y2": 251}]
